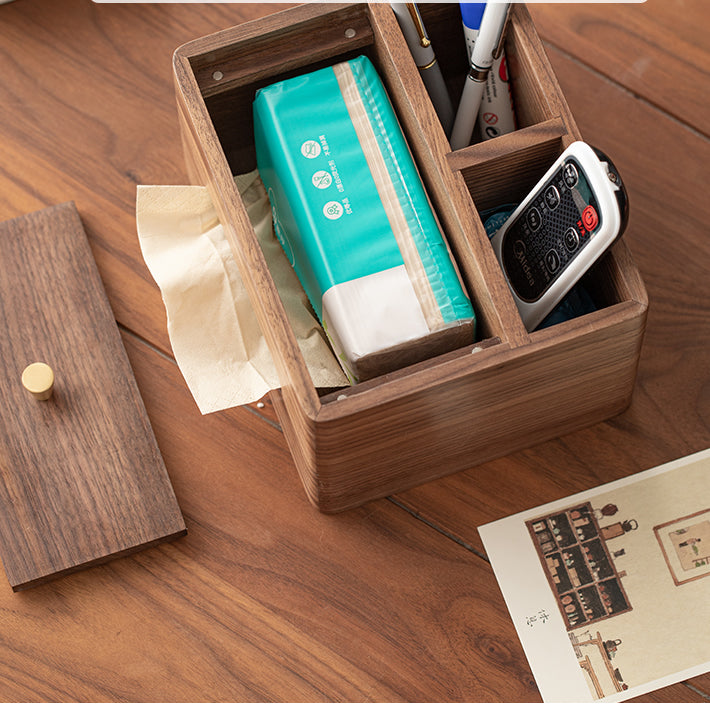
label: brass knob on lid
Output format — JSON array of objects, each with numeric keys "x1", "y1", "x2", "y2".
[{"x1": 21, "y1": 362, "x2": 55, "y2": 401}]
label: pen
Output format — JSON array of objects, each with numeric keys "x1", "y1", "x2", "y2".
[
  {"x1": 450, "y1": 2, "x2": 512, "y2": 150},
  {"x1": 391, "y1": 3, "x2": 454, "y2": 134},
  {"x1": 460, "y1": 3, "x2": 516, "y2": 141},
  {"x1": 460, "y1": 2, "x2": 486, "y2": 58}
]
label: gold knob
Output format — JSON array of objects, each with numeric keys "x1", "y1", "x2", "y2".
[{"x1": 22, "y1": 362, "x2": 55, "y2": 401}]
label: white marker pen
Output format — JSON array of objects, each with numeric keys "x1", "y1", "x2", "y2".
[
  {"x1": 450, "y1": 3, "x2": 512, "y2": 149},
  {"x1": 460, "y1": 2, "x2": 516, "y2": 142}
]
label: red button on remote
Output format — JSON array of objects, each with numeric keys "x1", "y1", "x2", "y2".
[{"x1": 582, "y1": 205, "x2": 599, "y2": 231}]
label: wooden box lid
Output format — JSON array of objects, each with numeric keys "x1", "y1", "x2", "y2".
[{"x1": 0, "y1": 202, "x2": 186, "y2": 591}]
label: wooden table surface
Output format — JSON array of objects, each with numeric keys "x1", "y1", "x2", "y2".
[{"x1": 1, "y1": 0, "x2": 708, "y2": 702}]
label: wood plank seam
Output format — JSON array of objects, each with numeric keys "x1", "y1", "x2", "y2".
[{"x1": 387, "y1": 497, "x2": 491, "y2": 562}]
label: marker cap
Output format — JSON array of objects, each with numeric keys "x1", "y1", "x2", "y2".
[{"x1": 460, "y1": 3, "x2": 486, "y2": 30}]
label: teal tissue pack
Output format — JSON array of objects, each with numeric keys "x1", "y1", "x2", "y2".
[{"x1": 254, "y1": 55, "x2": 475, "y2": 381}]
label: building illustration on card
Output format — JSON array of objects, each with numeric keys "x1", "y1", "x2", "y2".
[{"x1": 504, "y1": 451, "x2": 710, "y2": 700}]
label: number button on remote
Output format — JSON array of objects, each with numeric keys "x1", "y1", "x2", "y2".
[
  {"x1": 564, "y1": 226, "x2": 580, "y2": 252},
  {"x1": 544, "y1": 185, "x2": 560, "y2": 210},
  {"x1": 526, "y1": 207, "x2": 542, "y2": 232},
  {"x1": 563, "y1": 162, "x2": 578, "y2": 188},
  {"x1": 545, "y1": 249, "x2": 561, "y2": 273}
]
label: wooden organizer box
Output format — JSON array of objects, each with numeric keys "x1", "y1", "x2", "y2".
[{"x1": 173, "y1": 3, "x2": 648, "y2": 512}]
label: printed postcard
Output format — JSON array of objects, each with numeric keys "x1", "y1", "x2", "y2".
[{"x1": 479, "y1": 448, "x2": 710, "y2": 702}]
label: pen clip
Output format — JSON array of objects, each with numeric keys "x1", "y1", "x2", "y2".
[
  {"x1": 492, "y1": 5, "x2": 513, "y2": 60},
  {"x1": 405, "y1": 3, "x2": 431, "y2": 49}
]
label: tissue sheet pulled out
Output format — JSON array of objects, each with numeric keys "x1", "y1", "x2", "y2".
[{"x1": 136, "y1": 170, "x2": 348, "y2": 414}]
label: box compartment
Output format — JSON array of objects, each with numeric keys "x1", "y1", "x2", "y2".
[{"x1": 173, "y1": 3, "x2": 647, "y2": 512}]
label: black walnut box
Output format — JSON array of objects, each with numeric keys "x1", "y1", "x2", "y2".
[{"x1": 173, "y1": 3, "x2": 648, "y2": 512}]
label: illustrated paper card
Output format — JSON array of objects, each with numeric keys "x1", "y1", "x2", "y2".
[{"x1": 479, "y1": 449, "x2": 710, "y2": 702}]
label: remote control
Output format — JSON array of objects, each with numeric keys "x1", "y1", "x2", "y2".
[{"x1": 490, "y1": 141, "x2": 628, "y2": 331}]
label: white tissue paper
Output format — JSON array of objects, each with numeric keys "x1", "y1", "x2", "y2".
[{"x1": 136, "y1": 170, "x2": 348, "y2": 414}]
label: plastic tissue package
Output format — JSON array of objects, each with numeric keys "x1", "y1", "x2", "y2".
[{"x1": 254, "y1": 55, "x2": 475, "y2": 382}]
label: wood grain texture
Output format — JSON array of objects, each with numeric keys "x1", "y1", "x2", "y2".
[
  {"x1": 0, "y1": 332, "x2": 541, "y2": 702},
  {"x1": 0, "y1": 0, "x2": 706, "y2": 702},
  {"x1": 0, "y1": 203, "x2": 185, "y2": 590},
  {"x1": 0, "y1": 0, "x2": 292, "y2": 357},
  {"x1": 173, "y1": 6, "x2": 330, "y2": 420},
  {"x1": 396, "y1": 16, "x2": 710, "y2": 553},
  {"x1": 175, "y1": 1, "x2": 647, "y2": 512},
  {"x1": 393, "y1": 7, "x2": 710, "y2": 701},
  {"x1": 529, "y1": 0, "x2": 710, "y2": 138}
]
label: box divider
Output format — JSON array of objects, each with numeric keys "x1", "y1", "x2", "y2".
[
  {"x1": 367, "y1": 3, "x2": 530, "y2": 349},
  {"x1": 446, "y1": 117, "x2": 568, "y2": 173},
  {"x1": 317, "y1": 335, "x2": 507, "y2": 412}
]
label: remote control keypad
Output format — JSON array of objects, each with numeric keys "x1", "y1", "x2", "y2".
[{"x1": 500, "y1": 159, "x2": 601, "y2": 302}]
